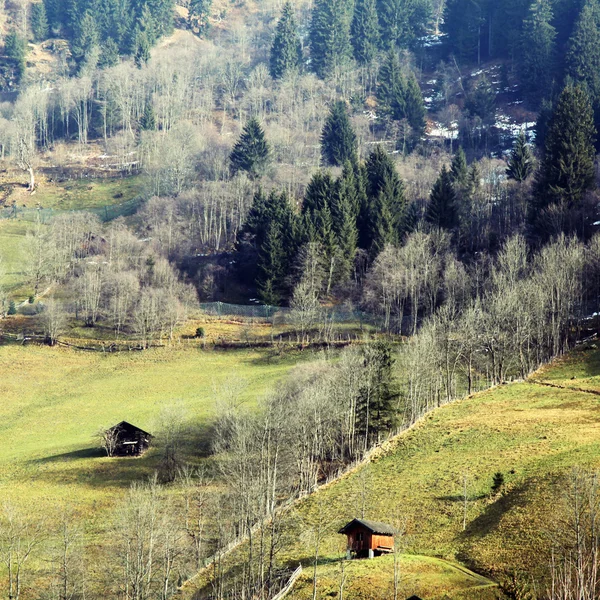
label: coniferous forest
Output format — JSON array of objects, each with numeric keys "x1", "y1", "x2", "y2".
[{"x1": 2, "y1": 0, "x2": 600, "y2": 599}]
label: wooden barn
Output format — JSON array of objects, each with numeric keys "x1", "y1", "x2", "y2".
[
  {"x1": 338, "y1": 518, "x2": 396, "y2": 559},
  {"x1": 104, "y1": 421, "x2": 153, "y2": 457}
]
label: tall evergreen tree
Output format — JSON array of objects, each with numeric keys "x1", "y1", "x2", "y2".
[
  {"x1": 351, "y1": 0, "x2": 380, "y2": 65},
  {"x1": 332, "y1": 164, "x2": 359, "y2": 282},
  {"x1": 506, "y1": 132, "x2": 534, "y2": 182},
  {"x1": 566, "y1": 0, "x2": 600, "y2": 136},
  {"x1": 139, "y1": 101, "x2": 157, "y2": 130},
  {"x1": 309, "y1": 0, "x2": 353, "y2": 79},
  {"x1": 4, "y1": 31, "x2": 27, "y2": 82},
  {"x1": 258, "y1": 221, "x2": 286, "y2": 305},
  {"x1": 425, "y1": 165, "x2": 458, "y2": 230},
  {"x1": 321, "y1": 101, "x2": 357, "y2": 166},
  {"x1": 519, "y1": 0, "x2": 556, "y2": 104},
  {"x1": 31, "y1": 3, "x2": 49, "y2": 42},
  {"x1": 99, "y1": 37, "x2": 120, "y2": 68},
  {"x1": 404, "y1": 71, "x2": 426, "y2": 137},
  {"x1": 357, "y1": 341, "x2": 398, "y2": 445},
  {"x1": 450, "y1": 147, "x2": 469, "y2": 186},
  {"x1": 444, "y1": 0, "x2": 487, "y2": 63},
  {"x1": 364, "y1": 146, "x2": 406, "y2": 251},
  {"x1": 534, "y1": 85, "x2": 597, "y2": 211},
  {"x1": 377, "y1": 51, "x2": 406, "y2": 120},
  {"x1": 377, "y1": 0, "x2": 432, "y2": 50},
  {"x1": 270, "y1": 2, "x2": 302, "y2": 79},
  {"x1": 230, "y1": 118, "x2": 271, "y2": 179}
]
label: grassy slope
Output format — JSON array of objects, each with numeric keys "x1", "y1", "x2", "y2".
[
  {"x1": 185, "y1": 345, "x2": 600, "y2": 600},
  {"x1": 0, "y1": 344, "x2": 301, "y2": 525}
]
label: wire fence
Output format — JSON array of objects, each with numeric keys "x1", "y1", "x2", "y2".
[
  {"x1": 0, "y1": 196, "x2": 144, "y2": 223},
  {"x1": 199, "y1": 301, "x2": 381, "y2": 326}
]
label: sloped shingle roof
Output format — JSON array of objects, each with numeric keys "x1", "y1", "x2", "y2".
[{"x1": 338, "y1": 518, "x2": 396, "y2": 536}]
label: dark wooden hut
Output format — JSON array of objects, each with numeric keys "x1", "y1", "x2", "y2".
[
  {"x1": 338, "y1": 518, "x2": 396, "y2": 558},
  {"x1": 106, "y1": 421, "x2": 153, "y2": 457}
]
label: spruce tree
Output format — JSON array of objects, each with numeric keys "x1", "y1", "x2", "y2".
[
  {"x1": 309, "y1": 0, "x2": 353, "y2": 79},
  {"x1": 450, "y1": 147, "x2": 469, "y2": 186},
  {"x1": 4, "y1": 32, "x2": 27, "y2": 82},
  {"x1": 258, "y1": 222, "x2": 286, "y2": 305},
  {"x1": 351, "y1": 0, "x2": 380, "y2": 65},
  {"x1": 404, "y1": 71, "x2": 426, "y2": 137},
  {"x1": 566, "y1": 0, "x2": 600, "y2": 135},
  {"x1": 71, "y1": 10, "x2": 100, "y2": 68},
  {"x1": 321, "y1": 101, "x2": 357, "y2": 167},
  {"x1": 332, "y1": 164, "x2": 359, "y2": 282},
  {"x1": 365, "y1": 146, "x2": 406, "y2": 251},
  {"x1": 140, "y1": 101, "x2": 157, "y2": 131},
  {"x1": 270, "y1": 2, "x2": 302, "y2": 80},
  {"x1": 230, "y1": 118, "x2": 271, "y2": 179},
  {"x1": 519, "y1": 0, "x2": 556, "y2": 104},
  {"x1": 534, "y1": 85, "x2": 597, "y2": 210},
  {"x1": 506, "y1": 132, "x2": 534, "y2": 182},
  {"x1": 377, "y1": 51, "x2": 406, "y2": 121},
  {"x1": 99, "y1": 37, "x2": 120, "y2": 68},
  {"x1": 444, "y1": 0, "x2": 486, "y2": 62},
  {"x1": 31, "y1": 2, "x2": 49, "y2": 42},
  {"x1": 378, "y1": 0, "x2": 432, "y2": 50},
  {"x1": 425, "y1": 165, "x2": 458, "y2": 230}
]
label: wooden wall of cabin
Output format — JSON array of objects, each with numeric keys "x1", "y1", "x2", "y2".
[{"x1": 370, "y1": 534, "x2": 394, "y2": 551}]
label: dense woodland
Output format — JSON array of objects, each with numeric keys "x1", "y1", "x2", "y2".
[{"x1": 1, "y1": 0, "x2": 600, "y2": 598}]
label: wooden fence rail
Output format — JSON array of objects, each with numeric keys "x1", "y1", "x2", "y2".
[{"x1": 271, "y1": 565, "x2": 303, "y2": 600}]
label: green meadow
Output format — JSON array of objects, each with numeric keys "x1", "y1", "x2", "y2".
[
  {"x1": 0, "y1": 344, "x2": 301, "y2": 522},
  {"x1": 184, "y1": 344, "x2": 600, "y2": 599}
]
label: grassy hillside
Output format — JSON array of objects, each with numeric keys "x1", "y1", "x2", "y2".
[
  {"x1": 184, "y1": 344, "x2": 600, "y2": 599},
  {"x1": 0, "y1": 344, "x2": 301, "y2": 522}
]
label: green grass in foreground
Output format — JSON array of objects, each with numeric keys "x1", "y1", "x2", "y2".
[
  {"x1": 291, "y1": 554, "x2": 497, "y2": 600},
  {"x1": 0, "y1": 344, "x2": 301, "y2": 522},
  {"x1": 184, "y1": 344, "x2": 600, "y2": 599}
]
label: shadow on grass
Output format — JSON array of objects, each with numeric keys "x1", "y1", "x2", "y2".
[
  {"x1": 32, "y1": 447, "x2": 106, "y2": 463},
  {"x1": 462, "y1": 482, "x2": 531, "y2": 540},
  {"x1": 436, "y1": 493, "x2": 489, "y2": 502}
]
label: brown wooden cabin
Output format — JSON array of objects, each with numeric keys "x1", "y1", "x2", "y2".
[
  {"x1": 106, "y1": 421, "x2": 153, "y2": 457},
  {"x1": 338, "y1": 519, "x2": 396, "y2": 558}
]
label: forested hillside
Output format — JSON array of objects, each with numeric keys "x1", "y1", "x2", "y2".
[{"x1": 0, "y1": 0, "x2": 599, "y2": 598}]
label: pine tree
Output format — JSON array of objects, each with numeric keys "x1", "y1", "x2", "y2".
[
  {"x1": 404, "y1": 71, "x2": 426, "y2": 137},
  {"x1": 351, "y1": 0, "x2": 380, "y2": 65},
  {"x1": 31, "y1": 2, "x2": 49, "y2": 42},
  {"x1": 309, "y1": 0, "x2": 353, "y2": 79},
  {"x1": 365, "y1": 146, "x2": 406, "y2": 251},
  {"x1": 566, "y1": 0, "x2": 600, "y2": 135},
  {"x1": 303, "y1": 171, "x2": 335, "y2": 216},
  {"x1": 140, "y1": 101, "x2": 157, "y2": 130},
  {"x1": 357, "y1": 341, "x2": 398, "y2": 446},
  {"x1": 534, "y1": 85, "x2": 597, "y2": 210},
  {"x1": 4, "y1": 31, "x2": 27, "y2": 82},
  {"x1": 99, "y1": 37, "x2": 120, "y2": 68},
  {"x1": 506, "y1": 132, "x2": 534, "y2": 182},
  {"x1": 258, "y1": 221, "x2": 286, "y2": 305},
  {"x1": 519, "y1": 0, "x2": 556, "y2": 104},
  {"x1": 321, "y1": 101, "x2": 357, "y2": 167},
  {"x1": 377, "y1": 0, "x2": 432, "y2": 50},
  {"x1": 450, "y1": 147, "x2": 468, "y2": 186},
  {"x1": 465, "y1": 76, "x2": 496, "y2": 123},
  {"x1": 71, "y1": 10, "x2": 100, "y2": 67},
  {"x1": 425, "y1": 165, "x2": 458, "y2": 230},
  {"x1": 444, "y1": 0, "x2": 486, "y2": 63},
  {"x1": 270, "y1": 2, "x2": 302, "y2": 80},
  {"x1": 331, "y1": 165, "x2": 359, "y2": 282},
  {"x1": 377, "y1": 51, "x2": 406, "y2": 121},
  {"x1": 230, "y1": 118, "x2": 271, "y2": 179}
]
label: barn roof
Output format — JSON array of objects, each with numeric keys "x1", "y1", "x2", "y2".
[
  {"x1": 106, "y1": 421, "x2": 153, "y2": 437},
  {"x1": 338, "y1": 518, "x2": 396, "y2": 536}
]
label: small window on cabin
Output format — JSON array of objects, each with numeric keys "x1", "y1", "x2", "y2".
[{"x1": 357, "y1": 532, "x2": 363, "y2": 542}]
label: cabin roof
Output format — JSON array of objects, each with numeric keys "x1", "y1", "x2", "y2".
[
  {"x1": 338, "y1": 518, "x2": 396, "y2": 536},
  {"x1": 106, "y1": 421, "x2": 153, "y2": 438}
]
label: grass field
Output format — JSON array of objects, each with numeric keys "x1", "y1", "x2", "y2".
[
  {"x1": 0, "y1": 219, "x2": 32, "y2": 295},
  {"x1": 183, "y1": 344, "x2": 600, "y2": 599},
  {"x1": 0, "y1": 344, "x2": 304, "y2": 523},
  {"x1": 8, "y1": 175, "x2": 143, "y2": 211}
]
